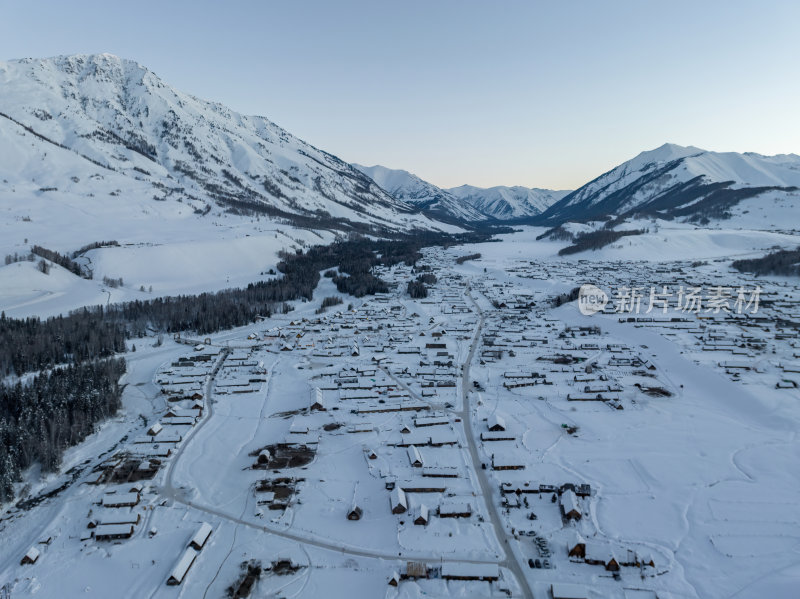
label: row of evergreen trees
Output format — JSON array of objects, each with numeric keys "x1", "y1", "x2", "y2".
[
  {"x1": 732, "y1": 247, "x2": 800, "y2": 277},
  {"x1": 0, "y1": 311, "x2": 127, "y2": 377},
  {"x1": 558, "y1": 229, "x2": 645, "y2": 255},
  {"x1": 31, "y1": 245, "x2": 86, "y2": 278}
]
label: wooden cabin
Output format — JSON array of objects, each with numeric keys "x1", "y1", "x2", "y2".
[
  {"x1": 167, "y1": 547, "x2": 199, "y2": 585},
  {"x1": 94, "y1": 524, "x2": 135, "y2": 541},
  {"x1": 390, "y1": 487, "x2": 408, "y2": 514},
  {"x1": 414, "y1": 504, "x2": 429, "y2": 526},
  {"x1": 20, "y1": 547, "x2": 40, "y2": 565},
  {"x1": 560, "y1": 489, "x2": 582, "y2": 521},
  {"x1": 189, "y1": 522, "x2": 212, "y2": 550}
]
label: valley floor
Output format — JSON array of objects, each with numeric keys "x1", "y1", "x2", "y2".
[{"x1": 1, "y1": 229, "x2": 799, "y2": 599}]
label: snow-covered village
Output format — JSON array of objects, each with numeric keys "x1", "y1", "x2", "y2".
[{"x1": 1, "y1": 3, "x2": 799, "y2": 599}]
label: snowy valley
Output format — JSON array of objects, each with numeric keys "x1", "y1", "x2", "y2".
[{"x1": 1, "y1": 53, "x2": 799, "y2": 599}]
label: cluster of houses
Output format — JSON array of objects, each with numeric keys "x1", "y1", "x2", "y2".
[
  {"x1": 566, "y1": 258, "x2": 800, "y2": 394},
  {"x1": 457, "y1": 255, "x2": 681, "y2": 594},
  {"x1": 72, "y1": 347, "x2": 228, "y2": 555},
  {"x1": 233, "y1": 256, "x2": 518, "y2": 594}
]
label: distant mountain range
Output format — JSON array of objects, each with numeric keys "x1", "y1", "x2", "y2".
[
  {"x1": 1, "y1": 54, "x2": 797, "y2": 236},
  {"x1": 357, "y1": 143, "x2": 800, "y2": 228},
  {"x1": 352, "y1": 164, "x2": 488, "y2": 224},
  {"x1": 354, "y1": 164, "x2": 569, "y2": 223},
  {"x1": 448, "y1": 184, "x2": 569, "y2": 220}
]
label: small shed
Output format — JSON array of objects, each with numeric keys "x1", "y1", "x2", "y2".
[
  {"x1": 390, "y1": 487, "x2": 408, "y2": 514},
  {"x1": 167, "y1": 547, "x2": 199, "y2": 585},
  {"x1": 560, "y1": 489, "x2": 581, "y2": 520},
  {"x1": 347, "y1": 505, "x2": 363, "y2": 521},
  {"x1": 311, "y1": 387, "x2": 325, "y2": 411},
  {"x1": 189, "y1": 522, "x2": 213, "y2": 550},
  {"x1": 407, "y1": 445, "x2": 424, "y2": 468},
  {"x1": 567, "y1": 531, "x2": 586, "y2": 558},
  {"x1": 406, "y1": 561, "x2": 428, "y2": 579},
  {"x1": 20, "y1": 546, "x2": 40, "y2": 565},
  {"x1": 637, "y1": 552, "x2": 656, "y2": 568},
  {"x1": 414, "y1": 504, "x2": 429, "y2": 526},
  {"x1": 147, "y1": 422, "x2": 163, "y2": 437},
  {"x1": 487, "y1": 414, "x2": 506, "y2": 432}
]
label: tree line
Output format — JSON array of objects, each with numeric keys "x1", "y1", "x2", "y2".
[
  {"x1": 31, "y1": 245, "x2": 86, "y2": 278},
  {"x1": 558, "y1": 229, "x2": 645, "y2": 255},
  {"x1": 3, "y1": 232, "x2": 494, "y2": 378},
  {"x1": 732, "y1": 247, "x2": 800, "y2": 277},
  {"x1": 455, "y1": 253, "x2": 482, "y2": 264}
]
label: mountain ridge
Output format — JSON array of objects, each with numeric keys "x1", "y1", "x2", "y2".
[
  {"x1": 538, "y1": 142, "x2": 800, "y2": 225},
  {"x1": 0, "y1": 53, "x2": 452, "y2": 235},
  {"x1": 353, "y1": 163, "x2": 569, "y2": 222}
]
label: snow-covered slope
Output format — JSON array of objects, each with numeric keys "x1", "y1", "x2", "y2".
[
  {"x1": 354, "y1": 163, "x2": 567, "y2": 223},
  {"x1": 353, "y1": 164, "x2": 486, "y2": 223},
  {"x1": 539, "y1": 143, "x2": 800, "y2": 225},
  {"x1": 448, "y1": 184, "x2": 569, "y2": 220},
  {"x1": 0, "y1": 54, "x2": 451, "y2": 234}
]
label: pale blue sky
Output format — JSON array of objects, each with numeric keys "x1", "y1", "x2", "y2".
[{"x1": 2, "y1": 0, "x2": 798, "y2": 189}]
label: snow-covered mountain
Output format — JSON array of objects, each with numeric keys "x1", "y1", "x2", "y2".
[
  {"x1": 447, "y1": 184, "x2": 570, "y2": 220},
  {"x1": 0, "y1": 54, "x2": 451, "y2": 235},
  {"x1": 539, "y1": 143, "x2": 800, "y2": 225},
  {"x1": 353, "y1": 164, "x2": 486, "y2": 223},
  {"x1": 354, "y1": 163, "x2": 567, "y2": 223}
]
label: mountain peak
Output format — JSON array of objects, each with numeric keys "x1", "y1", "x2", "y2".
[
  {"x1": 539, "y1": 143, "x2": 800, "y2": 225},
  {"x1": 631, "y1": 142, "x2": 705, "y2": 167},
  {"x1": 0, "y1": 54, "x2": 450, "y2": 234}
]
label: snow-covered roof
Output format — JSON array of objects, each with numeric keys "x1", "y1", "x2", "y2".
[
  {"x1": 168, "y1": 547, "x2": 199, "y2": 585},
  {"x1": 551, "y1": 582, "x2": 589, "y2": 599}
]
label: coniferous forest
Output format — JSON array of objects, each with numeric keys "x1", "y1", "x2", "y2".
[
  {"x1": 0, "y1": 358, "x2": 126, "y2": 503},
  {"x1": 732, "y1": 246, "x2": 800, "y2": 277}
]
